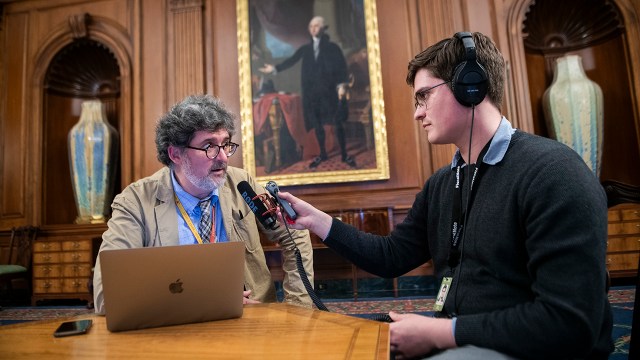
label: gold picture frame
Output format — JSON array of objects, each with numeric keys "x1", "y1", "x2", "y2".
[{"x1": 237, "y1": 0, "x2": 389, "y2": 186}]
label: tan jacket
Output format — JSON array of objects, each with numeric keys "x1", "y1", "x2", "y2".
[{"x1": 93, "y1": 166, "x2": 314, "y2": 314}]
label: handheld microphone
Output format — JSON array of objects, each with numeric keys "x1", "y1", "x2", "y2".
[
  {"x1": 265, "y1": 181, "x2": 297, "y2": 222},
  {"x1": 237, "y1": 181, "x2": 278, "y2": 230}
]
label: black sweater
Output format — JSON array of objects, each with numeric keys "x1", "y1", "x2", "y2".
[{"x1": 324, "y1": 130, "x2": 613, "y2": 359}]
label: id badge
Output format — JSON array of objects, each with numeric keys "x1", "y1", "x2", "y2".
[{"x1": 433, "y1": 277, "x2": 453, "y2": 312}]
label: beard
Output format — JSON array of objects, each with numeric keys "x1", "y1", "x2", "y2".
[{"x1": 182, "y1": 154, "x2": 227, "y2": 193}]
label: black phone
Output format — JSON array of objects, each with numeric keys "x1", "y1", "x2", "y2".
[{"x1": 53, "y1": 319, "x2": 93, "y2": 337}]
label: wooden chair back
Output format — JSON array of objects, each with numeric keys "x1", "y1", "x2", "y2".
[{"x1": 4, "y1": 226, "x2": 38, "y2": 268}]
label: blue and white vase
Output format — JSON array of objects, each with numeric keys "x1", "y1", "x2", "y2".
[
  {"x1": 543, "y1": 54, "x2": 604, "y2": 177},
  {"x1": 68, "y1": 100, "x2": 119, "y2": 224}
]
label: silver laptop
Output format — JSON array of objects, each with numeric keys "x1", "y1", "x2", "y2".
[{"x1": 99, "y1": 241, "x2": 245, "y2": 332}]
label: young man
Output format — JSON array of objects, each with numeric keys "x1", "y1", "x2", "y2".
[
  {"x1": 93, "y1": 94, "x2": 314, "y2": 314},
  {"x1": 277, "y1": 32, "x2": 613, "y2": 359}
]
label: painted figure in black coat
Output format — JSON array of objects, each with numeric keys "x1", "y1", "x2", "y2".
[{"x1": 260, "y1": 16, "x2": 356, "y2": 168}]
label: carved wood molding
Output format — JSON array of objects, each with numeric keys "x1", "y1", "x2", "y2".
[
  {"x1": 169, "y1": 0, "x2": 203, "y2": 12},
  {"x1": 68, "y1": 13, "x2": 91, "y2": 39},
  {"x1": 523, "y1": 0, "x2": 624, "y2": 55},
  {"x1": 522, "y1": 0, "x2": 625, "y2": 78},
  {"x1": 167, "y1": 0, "x2": 205, "y2": 103},
  {"x1": 45, "y1": 39, "x2": 120, "y2": 98}
]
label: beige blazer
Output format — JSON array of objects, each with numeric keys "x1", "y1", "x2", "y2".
[{"x1": 93, "y1": 166, "x2": 314, "y2": 314}]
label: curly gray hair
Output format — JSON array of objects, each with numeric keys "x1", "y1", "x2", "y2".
[{"x1": 155, "y1": 94, "x2": 236, "y2": 166}]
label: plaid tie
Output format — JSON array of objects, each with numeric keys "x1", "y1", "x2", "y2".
[{"x1": 197, "y1": 198, "x2": 212, "y2": 243}]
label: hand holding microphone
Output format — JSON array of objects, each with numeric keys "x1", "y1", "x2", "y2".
[
  {"x1": 237, "y1": 179, "x2": 332, "y2": 239},
  {"x1": 273, "y1": 191, "x2": 333, "y2": 240},
  {"x1": 265, "y1": 181, "x2": 297, "y2": 223}
]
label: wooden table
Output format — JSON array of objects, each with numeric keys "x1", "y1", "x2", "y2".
[{"x1": 0, "y1": 303, "x2": 389, "y2": 359}]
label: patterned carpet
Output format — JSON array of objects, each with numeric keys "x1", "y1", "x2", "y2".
[
  {"x1": 0, "y1": 287, "x2": 635, "y2": 359},
  {"x1": 326, "y1": 296, "x2": 435, "y2": 315}
]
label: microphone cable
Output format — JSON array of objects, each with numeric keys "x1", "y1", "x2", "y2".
[{"x1": 280, "y1": 211, "x2": 329, "y2": 311}]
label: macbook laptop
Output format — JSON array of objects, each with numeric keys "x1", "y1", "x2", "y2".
[{"x1": 99, "y1": 241, "x2": 245, "y2": 332}]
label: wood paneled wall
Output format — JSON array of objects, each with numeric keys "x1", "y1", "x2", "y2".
[{"x1": 0, "y1": 0, "x2": 639, "y2": 230}]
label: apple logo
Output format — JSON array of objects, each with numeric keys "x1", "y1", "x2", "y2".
[{"x1": 169, "y1": 279, "x2": 184, "y2": 294}]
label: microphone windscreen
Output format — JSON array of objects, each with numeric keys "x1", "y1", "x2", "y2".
[{"x1": 237, "y1": 181, "x2": 277, "y2": 229}]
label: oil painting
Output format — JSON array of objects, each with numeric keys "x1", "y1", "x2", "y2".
[{"x1": 237, "y1": 0, "x2": 388, "y2": 186}]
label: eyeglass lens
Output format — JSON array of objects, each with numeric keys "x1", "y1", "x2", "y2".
[{"x1": 206, "y1": 143, "x2": 238, "y2": 159}]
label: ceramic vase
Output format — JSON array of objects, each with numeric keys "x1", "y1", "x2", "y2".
[
  {"x1": 542, "y1": 54, "x2": 604, "y2": 176},
  {"x1": 68, "y1": 100, "x2": 119, "y2": 224}
]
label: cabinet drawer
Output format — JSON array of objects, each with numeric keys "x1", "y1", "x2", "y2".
[
  {"x1": 33, "y1": 264, "x2": 62, "y2": 278},
  {"x1": 33, "y1": 252, "x2": 61, "y2": 264},
  {"x1": 33, "y1": 279, "x2": 63, "y2": 294},
  {"x1": 33, "y1": 241, "x2": 62, "y2": 252},
  {"x1": 621, "y1": 208, "x2": 640, "y2": 221},
  {"x1": 607, "y1": 237, "x2": 640, "y2": 252},
  {"x1": 61, "y1": 251, "x2": 92, "y2": 263},
  {"x1": 33, "y1": 278, "x2": 90, "y2": 294},
  {"x1": 62, "y1": 240, "x2": 91, "y2": 251},
  {"x1": 606, "y1": 252, "x2": 640, "y2": 272},
  {"x1": 62, "y1": 263, "x2": 92, "y2": 277},
  {"x1": 61, "y1": 278, "x2": 90, "y2": 293},
  {"x1": 33, "y1": 264, "x2": 93, "y2": 278},
  {"x1": 608, "y1": 222, "x2": 640, "y2": 236},
  {"x1": 33, "y1": 263, "x2": 91, "y2": 278}
]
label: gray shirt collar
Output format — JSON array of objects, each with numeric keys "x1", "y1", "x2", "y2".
[{"x1": 451, "y1": 116, "x2": 516, "y2": 169}]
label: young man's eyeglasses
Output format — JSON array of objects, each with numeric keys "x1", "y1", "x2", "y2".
[
  {"x1": 185, "y1": 142, "x2": 239, "y2": 159},
  {"x1": 414, "y1": 81, "x2": 450, "y2": 109}
]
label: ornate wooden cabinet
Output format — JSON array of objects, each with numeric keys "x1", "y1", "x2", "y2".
[
  {"x1": 31, "y1": 225, "x2": 104, "y2": 305},
  {"x1": 607, "y1": 204, "x2": 640, "y2": 277}
]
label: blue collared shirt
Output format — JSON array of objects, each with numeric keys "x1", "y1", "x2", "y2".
[{"x1": 171, "y1": 171, "x2": 227, "y2": 244}]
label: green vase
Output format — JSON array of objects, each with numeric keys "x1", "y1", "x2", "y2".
[{"x1": 543, "y1": 54, "x2": 604, "y2": 177}]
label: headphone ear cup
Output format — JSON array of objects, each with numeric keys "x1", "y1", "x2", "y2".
[{"x1": 452, "y1": 60, "x2": 488, "y2": 107}]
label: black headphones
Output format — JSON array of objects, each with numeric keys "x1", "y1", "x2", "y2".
[{"x1": 451, "y1": 32, "x2": 488, "y2": 107}]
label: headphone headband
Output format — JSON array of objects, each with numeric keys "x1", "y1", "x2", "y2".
[{"x1": 455, "y1": 32, "x2": 476, "y2": 62}]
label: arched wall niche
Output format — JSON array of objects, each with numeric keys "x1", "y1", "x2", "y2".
[
  {"x1": 506, "y1": 0, "x2": 640, "y2": 186},
  {"x1": 28, "y1": 13, "x2": 133, "y2": 225}
]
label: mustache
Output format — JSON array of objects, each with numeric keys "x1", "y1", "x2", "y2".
[{"x1": 211, "y1": 161, "x2": 227, "y2": 172}]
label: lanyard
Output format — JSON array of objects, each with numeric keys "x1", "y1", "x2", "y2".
[
  {"x1": 448, "y1": 143, "x2": 489, "y2": 269},
  {"x1": 174, "y1": 194, "x2": 215, "y2": 244}
]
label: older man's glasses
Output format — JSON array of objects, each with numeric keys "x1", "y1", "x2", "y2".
[
  {"x1": 414, "y1": 81, "x2": 450, "y2": 109},
  {"x1": 185, "y1": 142, "x2": 239, "y2": 159}
]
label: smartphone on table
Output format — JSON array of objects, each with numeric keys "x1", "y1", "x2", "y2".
[{"x1": 53, "y1": 319, "x2": 93, "y2": 337}]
